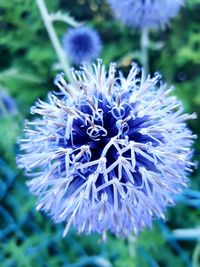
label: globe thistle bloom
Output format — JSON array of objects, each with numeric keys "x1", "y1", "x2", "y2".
[
  {"x1": 108, "y1": 0, "x2": 184, "y2": 29},
  {"x1": 17, "y1": 60, "x2": 196, "y2": 237},
  {"x1": 0, "y1": 90, "x2": 17, "y2": 117},
  {"x1": 62, "y1": 27, "x2": 102, "y2": 64}
]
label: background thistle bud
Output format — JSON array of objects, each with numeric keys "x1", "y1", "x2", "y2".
[
  {"x1": 108, "y1": 0, "x2": 185, "y2": 29},
  {"x1": 62, "y1": 26, "x2": 102, "y2": 64},
  {"x1": 17, "y1": 60, "x2": 196, "y2": 237},
  {"x1": 0, "y1": 90, "x2": 17, "y2": 117}
]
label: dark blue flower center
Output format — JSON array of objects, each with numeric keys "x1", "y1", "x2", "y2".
[
  {"x1": 71, "y1": 33, "x2": 94, "y2": 54},
  {"x1": 62, "y1": 93, "x2": 160, "y2": 187}
]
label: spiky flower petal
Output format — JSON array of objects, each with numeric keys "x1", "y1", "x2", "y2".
[
  {"x1": 108, "y1": 0, "x2": 185, "y2": 29},
  {"x1": 62, "y1": 26, "x2": 102, "y2": 64},
  {"x1": 17, "y1": 60, "x2": 196, "y2": 237}
]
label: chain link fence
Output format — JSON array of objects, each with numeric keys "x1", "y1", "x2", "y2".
[{"x1": 0, "y1": 159, "x2": 113, "y2": 267}]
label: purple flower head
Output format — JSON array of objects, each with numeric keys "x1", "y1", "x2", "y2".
[
  {"x1": 0, "y1": 90, "x2": 17, "y2": 117},
  {"x1": 108, "y1": 0, "x2": 185, "y2": 29},
  {"x1": 62, "y1": 26, "x2": 102, "y2": 64},
  {"x1": 17, "y1": 60, "x2": 196, "y2": 237}
]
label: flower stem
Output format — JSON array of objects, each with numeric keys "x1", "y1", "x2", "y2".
[
  {"x1": 193, "y1": 242, "x2": 200, "y2": 267},
  {"x1": 36, "y1": 0, "x2": 71, "y2": 80},
  {"x1": 140, "y1": 27, "x2": 150, "y2": 79}
]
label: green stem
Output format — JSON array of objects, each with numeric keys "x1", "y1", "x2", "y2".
[
  {"x1": 193, "y1": 242, "x2": 200, "y2": 267},
  {"x1": 140, "y1": 27, "x2": 150, "y2": 79},
  {"x1": 36, "y1": 0, "x2": 71, "y2": 80}
]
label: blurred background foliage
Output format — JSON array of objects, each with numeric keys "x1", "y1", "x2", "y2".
[{"x1": 0, "y1": 0, "x2": 200, "y2": 266}]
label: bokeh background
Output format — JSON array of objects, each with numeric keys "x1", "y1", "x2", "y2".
[{"x1": 0, "y1": 0, "x2": 200, "y2": 266}]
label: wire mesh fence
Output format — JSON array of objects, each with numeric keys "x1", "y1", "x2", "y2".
[{"x1": 0, "y1": 159, "x2": 113, "y2": 267}]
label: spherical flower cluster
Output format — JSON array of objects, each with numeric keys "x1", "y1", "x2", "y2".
[
  {"x1": 17, "y1": 60, "x2": 196, "y2": 237},
  {"x1": 62, "y1": 26, "x2": 102, "y2": 64},
  {"x1": 108, "y1": 0, "x2": 185, "y2": 29}
]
